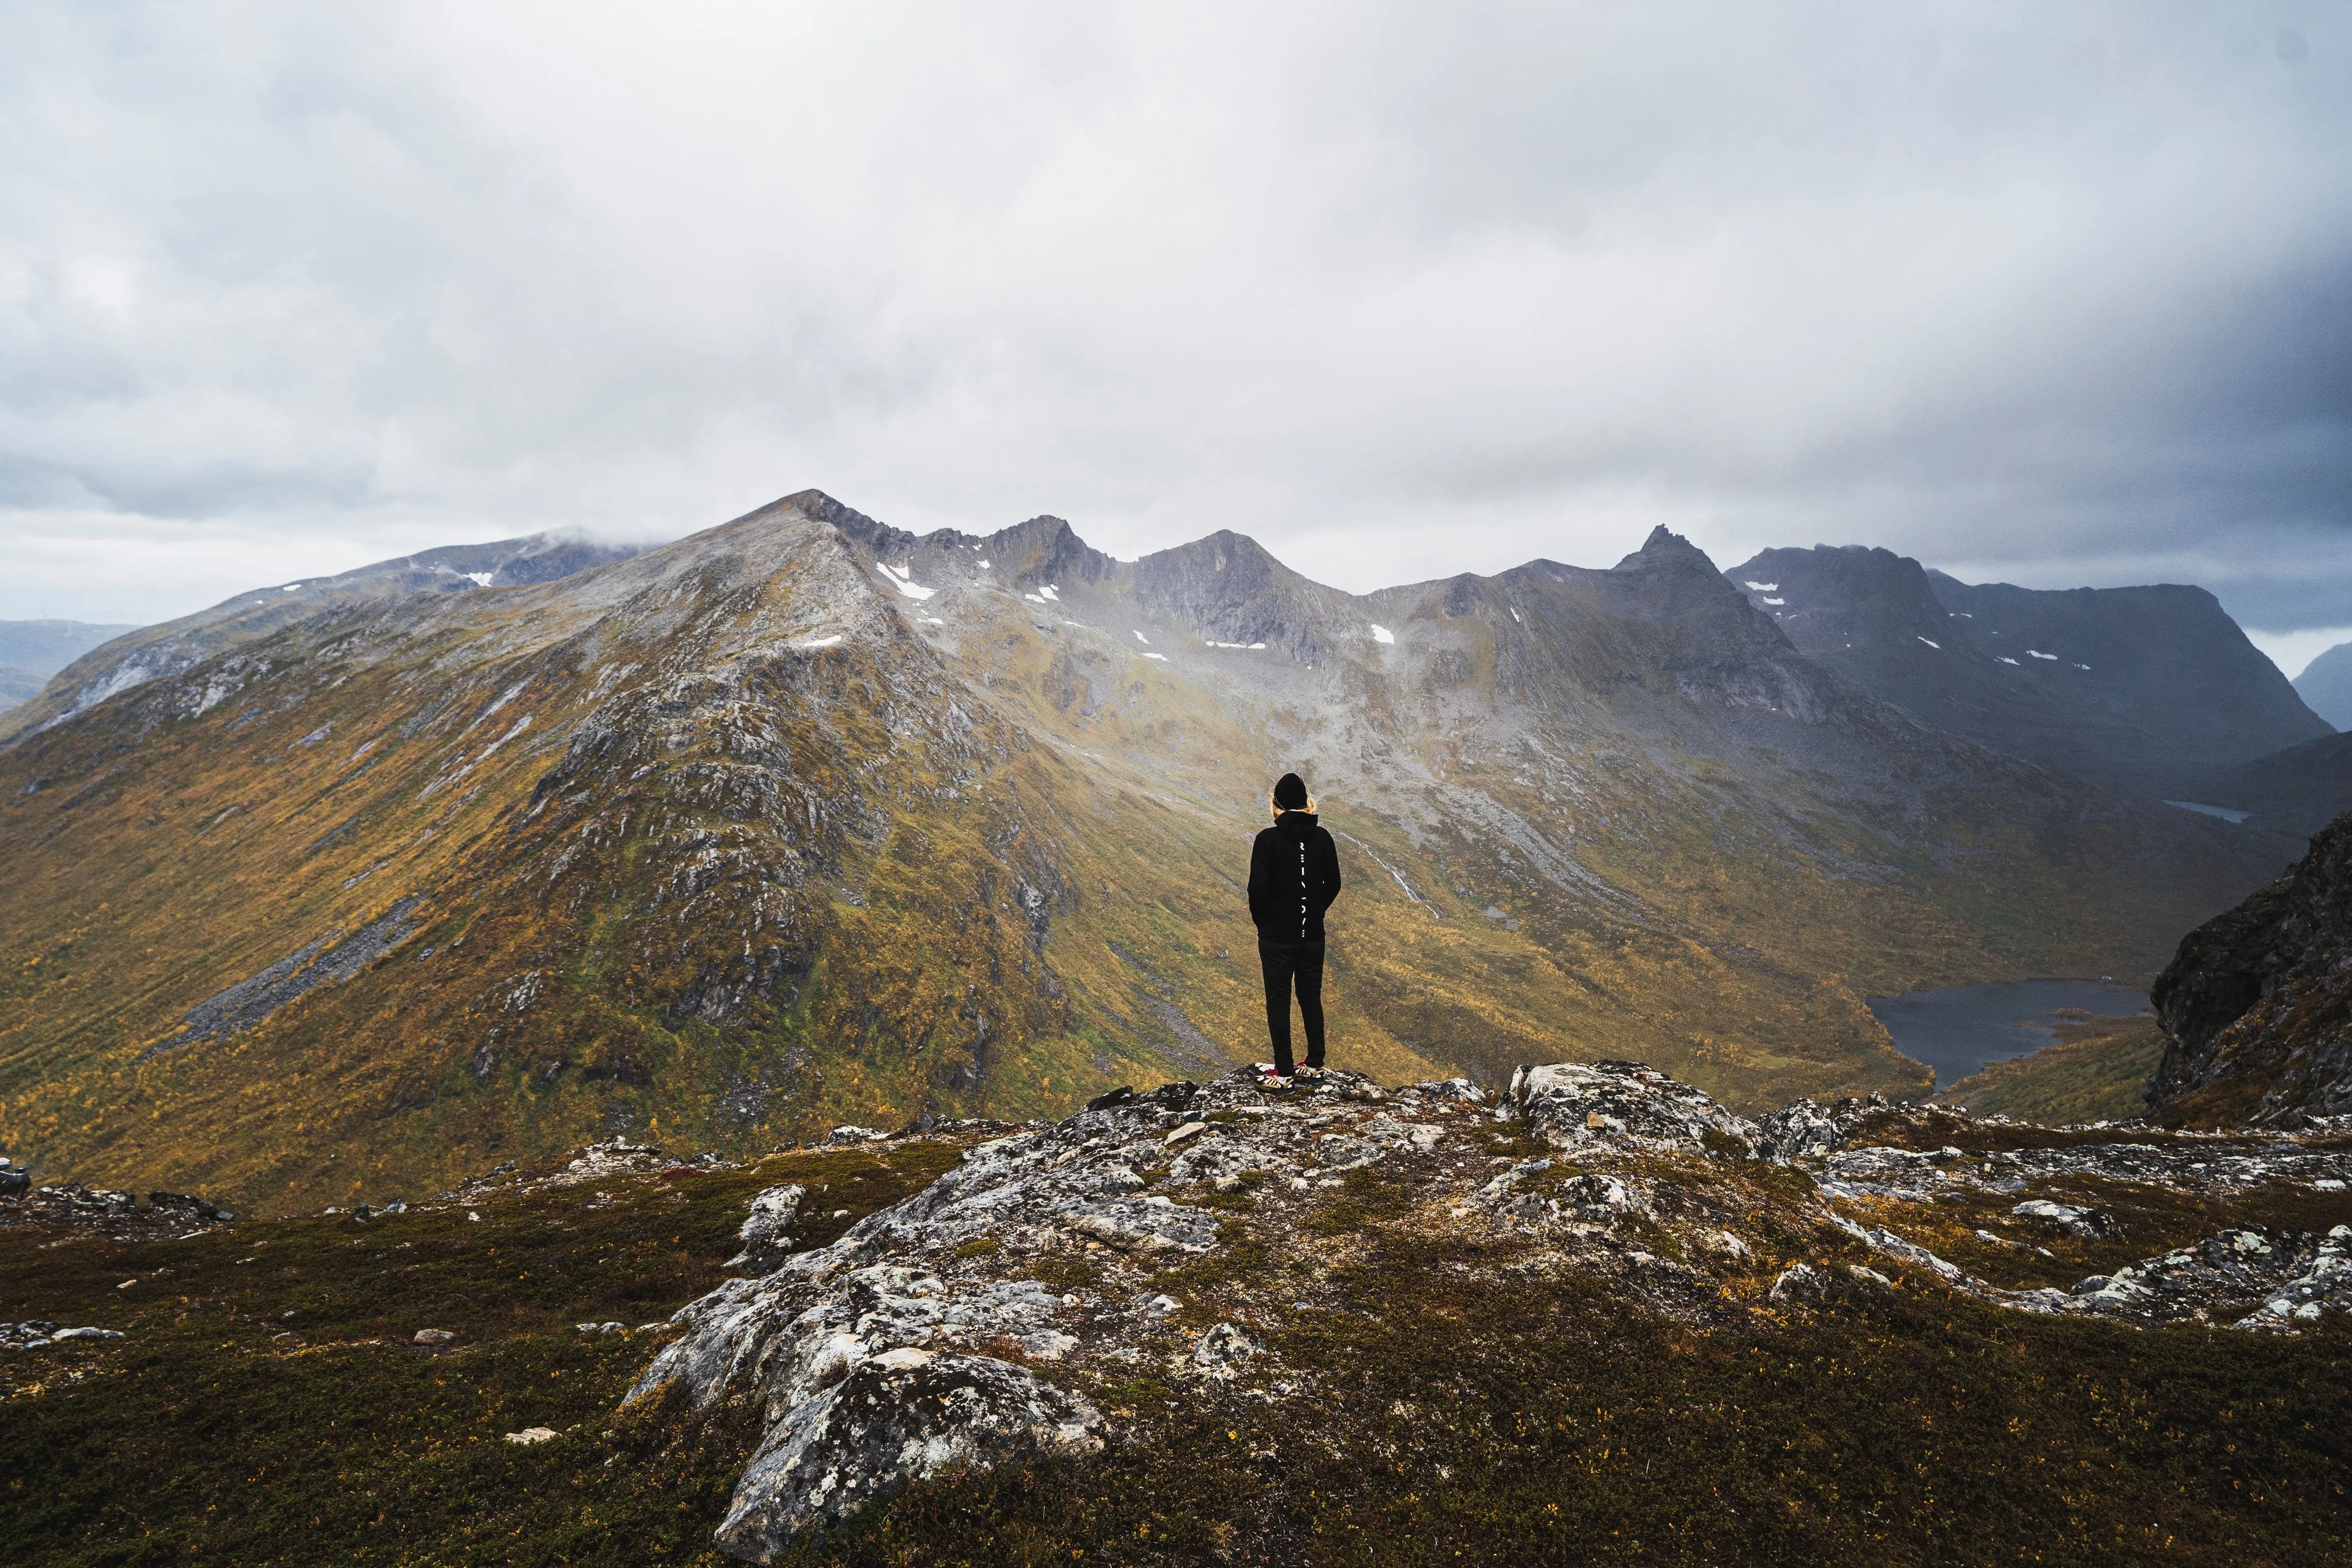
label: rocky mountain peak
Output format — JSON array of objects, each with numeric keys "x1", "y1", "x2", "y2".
[
  {"x1": 772, "y1": 489, "x2": 926, "y2": 564},
  {"x1": 1568, "y1": 530, "x2": 1795, "y2": 647},
  {"x1": 975, "y1": 514, "x2": 1113, "y2": 590},
  {"x1": 1131, "y1": 530, "x2": 1341, "y2": 656},
  {"x1": 1622, "y1": 524, "x2": 1719, "y2": 573}
]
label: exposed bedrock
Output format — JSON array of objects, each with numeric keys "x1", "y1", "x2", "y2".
[
  {"x1": 626, "y1": 1059, "x2": 2352, "y2": 1559},
  {"x1": 2150, "y1": 808, "x2": 2352, "y2": 1126}
]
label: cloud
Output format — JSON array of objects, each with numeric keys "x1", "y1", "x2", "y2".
[
  {"x1": 2247, "y1": 624, "x2": 2352, "y2": 682},
  {"x1": 0, "y1": 1, "x2": 2347, "y2": 628}
]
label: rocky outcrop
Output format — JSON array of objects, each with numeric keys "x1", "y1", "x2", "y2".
[
  {"x1": 627, "y1": 1058, "x2": 2352, "y2": 1561},
  {"x1": 139, "y1": 896, "x2": 425, "y2": 1060},
  {"x1": 1508, "y1": 1059, "x2": 1758, "y2": 1153},
  {"x1": 1752, "y1": 1093, "x2": 1913, "y2": 1158},
  {"x1": 631, "y1": 1065, "x2": 1735, "y2": 1558},
  {"x1": 2028, "y1": 1226, "x2": 2352, "y2": 1330},
  {"x1": 727, "y1": 1183, "x2": 805, "y2": 1272},
  {"x1": 714, "y1": 1350, "x2": 1102, "y2": 1558},
  {"x1": 2149, "y1": 809, "x2": 2352, "y2": 1126},
  {"x1": 0, "y1": 1181, "x2": 236, "y2": 1240}
]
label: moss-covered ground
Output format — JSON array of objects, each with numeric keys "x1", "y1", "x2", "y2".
[
  {"x1": 813, "y1": 1266, "x2": 2350, "y2": 1566},
  {"x1": 0, "y1": 1142, "x2": 960, "y2": 1566}
]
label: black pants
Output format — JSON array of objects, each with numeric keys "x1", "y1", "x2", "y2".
[{"x1": 1258, "y1": 940, "x2": 1326, "y2": 1076}]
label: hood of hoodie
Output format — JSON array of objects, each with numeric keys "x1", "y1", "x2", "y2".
[{"x1": 1276, "y1": 811, "x2": 1319, "y2": 837}]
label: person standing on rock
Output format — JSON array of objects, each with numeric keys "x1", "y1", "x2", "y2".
[{"x1": 1248, "y1": 772, "x2": 1343, "y2": 1092}]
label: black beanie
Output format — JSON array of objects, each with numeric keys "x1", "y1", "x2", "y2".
[{"x1": 1273, "y1": 773, "x2": 1309, "y2": 810}]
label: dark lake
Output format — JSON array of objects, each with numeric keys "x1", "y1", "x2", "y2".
[{"x1": 1866, "y1": 979, "x2": 2152, "y2": 1088}]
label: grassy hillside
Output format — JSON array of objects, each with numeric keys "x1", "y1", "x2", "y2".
[{"x1": 1936, "y1": 1017, "x2": 2167, "y2": 1124}]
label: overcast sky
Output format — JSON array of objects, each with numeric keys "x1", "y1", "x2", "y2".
[{"x1": 4, "y1": 3, "x2": 2349, "y2": 669}]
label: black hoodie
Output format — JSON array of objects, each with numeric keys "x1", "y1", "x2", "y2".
[{"x1": 1248, "y1": 812, "x2": 1342, "y2": 942}]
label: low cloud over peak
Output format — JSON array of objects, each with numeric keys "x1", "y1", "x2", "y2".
[{"x1": 1, "y1": 2, "x2": 2346, "y2": 633}]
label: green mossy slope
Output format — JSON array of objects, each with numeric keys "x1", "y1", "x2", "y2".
[{"x1": 1940, "y1": 1020, "x2": 2169, "y2": 1126}]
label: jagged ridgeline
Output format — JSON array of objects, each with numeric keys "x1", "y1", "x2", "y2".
[{"x1": 0, "y1": 492, "x2": 2272, "y2": 1214}]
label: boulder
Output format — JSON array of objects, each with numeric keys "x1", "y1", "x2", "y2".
[
  {"x1": 1506, "y1": 1061, "x2": 1758, "y2": 1154},
  {"x1": 729, "y1": 1184, "x2": 806, "y2": 1272},
  {"x1": 1063, "y1": 1197, "x2": 1220, "y2": 1255},
  {"x1": 1756, "y1": 1097, "x2": 1872, "y2": 1159},
  {"x1": 713, "y1": 1350, "x2": 1100, "y2": 1559},
  {"x1": 1768, "y1": 1263, "x2": 1892, "y2": 1304},
  {"x1": 2010, "y1": 1199, "x2": 2122, "y2": 1240}
]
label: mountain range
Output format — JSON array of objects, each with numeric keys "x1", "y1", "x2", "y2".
[
  {"x1": 1725, "y1": 545, "x2": 2331, "y2": 800},
  {"x1": 1728, "y1": 545, "x2": 2352, "y2": 858},
  {"x1": 0, "y1": 494, "x2": 2295, "y2": 1214}
]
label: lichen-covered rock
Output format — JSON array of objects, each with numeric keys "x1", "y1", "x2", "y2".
[
  {"x1": 1189, "y1": 1322, "x2": 1262, "y2": 1380},
  {"x1": 712, "y1": 1349, "x2": 1102, "y2": 1560},
  {"x1": 1754, "y1": 1094, "x2": 1890, "y2": 1159},
  {"x1": 1312, "y1": 1134, "x2": 1382, "y2": 1171},
  {"x1": 2009, "y1": 1225, "x2": 2352, "y2": 1329},
  {"x1": 1560, "y1": 1173, "x2": 1637, "y2": 1222},
  {"x1": 1470, "y1": 1160, "x2": 1647, "y2": 1231},
  {"x1": 1063, "y1": 1197, "x2": 1220, "y2": 1254},
  {"x1": 1768, "y1": 1263, "x2": 1890, "y2": 1303},
  {"x1": 728, "y1": 1184, "x2": 805, "y2": 1272},
  {"x1": 2238, "y1": 1225, "x2": 2352, "y2": 1328},
  {"x1": 1506, "y1": 1061, "x2": 1758, "y2": 1154},
  {"x1": 2010, "y1": 1199, "x2": 2121, "y2": 1240}
]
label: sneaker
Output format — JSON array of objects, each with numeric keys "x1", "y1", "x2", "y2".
[
  {"x1": 1256, "y1": 1069, "x2": 1295, "y2": 1093},
  {"x1": 1295, "y1": 1064, "x2": 1327, "y2": 1082}
]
